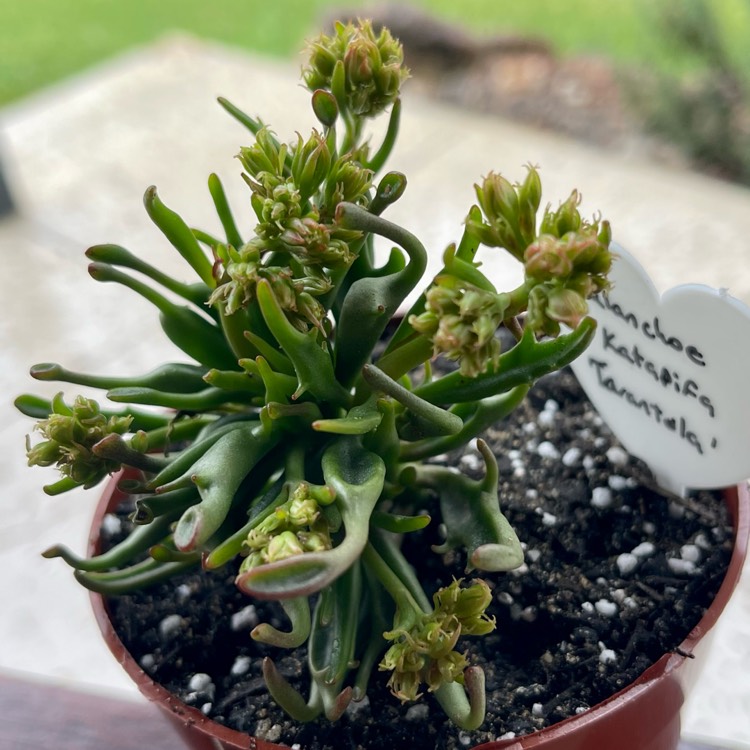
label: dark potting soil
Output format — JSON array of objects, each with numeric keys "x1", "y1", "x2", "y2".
[{"x1": 105, "y1": 368, "x2": 733, "y2": 750}]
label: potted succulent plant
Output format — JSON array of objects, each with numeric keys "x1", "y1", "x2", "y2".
[{"x1": 16, "y1": 19, "x2": 748, "y2": 750}]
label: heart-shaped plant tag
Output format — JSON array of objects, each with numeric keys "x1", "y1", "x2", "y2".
[{"x1": 570, "y1": 244, "x2": 750, "y2": 495}]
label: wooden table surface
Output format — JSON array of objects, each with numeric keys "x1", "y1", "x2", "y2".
[{"x1": 0, "y1": 672, "x2": 732, "y2": 750}]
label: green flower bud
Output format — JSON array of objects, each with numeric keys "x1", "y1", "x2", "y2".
[
  {"x1": 424, "y1": 650, "x2": 467, "y2": 693},
  {"x1": 266, "y1": 530, "x2": 305, "y2": 562},
  {"x1": 517, "y1": 164, "x2": 542, "y2": 243},
  {"x1": 540, "y1": 189, "x2": 582, "y2": 237},
  {"x1": 477, "y1": 171, "x2": 519, "y2": 228},
  {"x1": 291, "y1": 130, "x2": 331, "y2": 200},
  {"x1": 546, "y1": 287, "x2": 589, "y2": 328},
  {"x1": 323, "y1": 155, "x2": 373, "y2": 212},
  {"x1": 311, "y1": 88, "x2": 339, "y2": 128},
  {"x1": 238, "y1": 128, "x2": 287, "y2": 181},
  {"x1": 299, "y1": 530, "x2": 330, "y2": 553},
  {"x1": 524, "y1": 235, "x2": 574, "y2": 280}
]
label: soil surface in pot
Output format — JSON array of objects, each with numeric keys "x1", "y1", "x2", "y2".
[{"x1": 105, "y1": 369, "x2": 733, "y2": 750}]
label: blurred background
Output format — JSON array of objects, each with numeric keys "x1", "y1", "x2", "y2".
[{"x1": 2, "y1": 0, "x2": 750, "y2": 184}]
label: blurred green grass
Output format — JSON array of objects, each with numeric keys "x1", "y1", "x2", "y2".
[{"x1": 1, "y1": 0, "x2": 749, "y2": 108}]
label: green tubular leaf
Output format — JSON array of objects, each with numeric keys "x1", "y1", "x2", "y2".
[
  {"x1": 434, "y1": 666, "x2": 487, "y2": 731},
  {"x1": 333, "y1": 203, "x2": 428, "y2": 387},
  {"x1": 373, "y1": 332, "x2": 433, "y2": 382},
  {"x1": 262, "y1": 658, "x2": 321, "y2": 723},
  {"x1": 140, "y1": 416, "x2": 216, "y2": 454},
  {"x1": 353, "y1": 562, "x2": 393, "y2": 701},
  {"x1": 158, "y1": 309, "x2": 239, "y2": 372},
  {"x1": 217, "y1": 97, "x2": 266, "y2": 136},
  {"x1": 203, "y1": 368, "x2": 264, "y2": 395},
  {"x1": 74, "y1": 558, "x2": 198, "y2": 595},
  {"x1": 362, "y1": 364, "x2": 463, "y2": 439},
  {"x1": 14, "y1": 394, "x2": 59, "y2": 420},
  {"x1": 400, "y1": 384, "x2": 530, "y2": 461},
  {"x1": 106, "y1": 386, "x2": 253, "y2": 410},
  {"x1": 407, "y1": 439, "x2": 523, "y2": 573},
  {"x1": 30, "y1": 362, "x2": 209, "y2": 394},
  {"x1": 146, "y1": 420, "x2": 259, "y2": 491},
  {"x1": 43, "y1": 476, "x2": 83, "y2": 495},
  {"x1": 371, "y1": 510, "x2": 431, "y2": 533},
  {"x1": 414, "y1": 318, "x2": 597, "y2": 404},
  {"x1": 307, "y1": 565, "x2": 360, "y2": 720},
  {"x1": 215, "y1": 302, "x2": 259, "y2": 361},
  {"x1": 244, "y1": 330, "x2": 295, "y2": 376},
  {"x1": 255, "y1": 356, "x2": 297, "y2": 406},
  {"x1": 207, "y1": 173, "x2": 243, "y2": 248},
  {"x1": 251, "y1": 597, "x2": 311, "y2": 648},
  {"x1": 85, "y1": 244, "x2": 213, "y2": 314},
  {"x1": 256, "y1": 280, "x2": 350, "y2": 407},
  {"x1": 172, "y1": 423, "x2": 281, "y2": 552},
  {"x1": 368, "y1": 171, "x2": 407, "y2": 216},
  {"x1": 203, "y1": 476, "x2": 288, "y2": 570},
  {"x1": 132, "y1": 487, "x2": 200, "y2": 524},
  {"x1": 42, "y1": 510, "x2": 178, "y2": 571},
  {"x1": 236, "y1": 437, "x2": 385, "y2": 599},
  {"x1": 312, "y1": 396, "x2": 382, "y2": 435},
  {"x1": 143, "y1": 186, "x2": 215, "y2": 287}
]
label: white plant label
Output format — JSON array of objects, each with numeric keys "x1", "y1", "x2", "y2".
[{"x1": 570, "y1": 244, "x2": 750, "y2": 495}]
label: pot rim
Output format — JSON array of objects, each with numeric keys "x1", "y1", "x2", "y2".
[{"x1": 87, "y1": 474, "x2": 749, "y2": 750}]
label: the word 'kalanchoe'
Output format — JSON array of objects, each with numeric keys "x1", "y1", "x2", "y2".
[{"x1": 17, "y1": 20, "x2": 613, "y2": 730}]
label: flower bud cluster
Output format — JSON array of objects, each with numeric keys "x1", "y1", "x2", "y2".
[
  {"x1": 410, "y1": 273, "x2": 508, "y2": 378},
  {"x1": 524, "y1": 192, "x2": 612, "y2": 336},
  {"x1": 303, "y1": 20, "x2": 409, "y2": 118},
  {"x1": 380, "y1": 579, "x2": 495, "y2": 702},
  {"x1": 211, "y1": 127, "x2": 372, "y2": 332},
  {"x1": 240, "y1": 482, "x2": 335, "y2": 571},
  {"x1": 26, "y1": 396, "x2": 134, "y2": 487},
  {"x1": 467, "y1": 165, "x2": 542, "y2": 259}
]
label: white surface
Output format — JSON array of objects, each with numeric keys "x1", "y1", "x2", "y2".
[
  {"x1": 0, "y1": 34, "x2": 748, "y2": 745},
  {"x1": 572, "y1": 245, "x2": 750, "y2": 495}
]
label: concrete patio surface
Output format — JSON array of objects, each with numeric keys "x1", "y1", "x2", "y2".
[{"x1": 0, "y1": 35, "x2": 748, "y2": 748}]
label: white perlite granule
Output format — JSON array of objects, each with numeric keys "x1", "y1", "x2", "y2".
[
  {"x1": 231, "y1": 604, "x2": 259, "y2": 631},
  {"x1": 599, "y1": 648, "x2": 617, "y2": 665},
  {"x1": 537, "y1": 441, "x2": 560, "y2": 460},
  {"x1": 681, "y1": 544, "x2": 701, "y2": 563},
  {"x1": 606, "y1": 446, "x2": 628, "y2": 466},
  {"x1": 101, "y1": 513, "x2": 122, "y2": 536},
  {"x1": 541, "y1": 512, "x2": 558, "y2": 527},
  {"x1": 561, "y1": 447, "x2": 581, "y2": 467},
  {"x1": 616, "y1": 553, "x2": 639, "y2": 575},
  {"x1": 158, "y1": 614, "x2": 185, "y2": 639},
  {"x1": 188, "y1": 673, "x2": 213, "y2": 692},
  {"x1": 460, "y1": 452, "x2": 483, "y2": 471},
  {"x1": 607, "y1": 475, "x2": 629, "y2": 491},
  {"x1": 230, "y1": 655, "x2": 252, "y2": 676},
  {"x1": 405, "y1": 703, "x2": 429, "y2": 721},
  {"x1": 594, "y1": 599, "x2": 618, "y2": 618},
  {"x1": 631, "y1": 542, "x2": 655, "y2": 558},
  {"x1": 668, "y1": 558, "x2": 697, "y2": 575},
  {"x1": 591, "y1": 486, "x2": 613, "y2": 509}
]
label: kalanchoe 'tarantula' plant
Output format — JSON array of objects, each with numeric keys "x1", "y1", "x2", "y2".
[{"x1": 16, "y1": 19, "x2": 613, "y2": 731}]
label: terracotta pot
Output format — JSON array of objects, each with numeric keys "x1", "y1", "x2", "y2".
[{"x1": 88, "y1": 474, "x2": 749, "y2": 750}]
